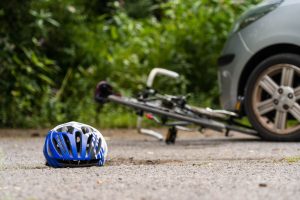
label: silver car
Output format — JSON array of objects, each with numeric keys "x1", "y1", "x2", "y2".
[{"x1": 218, "y1": 0, "x2": 300, "y2": 141}]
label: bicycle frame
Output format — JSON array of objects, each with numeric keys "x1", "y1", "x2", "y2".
[{"x1": 95, "y1": 68, "x2": 258, "y2": 143}]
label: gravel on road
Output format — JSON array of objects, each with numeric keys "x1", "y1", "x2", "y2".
[{"x1": 1, "y1": 129, "x2": 300, "y2": 200}]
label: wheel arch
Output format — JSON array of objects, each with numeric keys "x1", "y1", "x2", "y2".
[{"x1": 238, "y1": 43, "x2": 300, "y2": 99}]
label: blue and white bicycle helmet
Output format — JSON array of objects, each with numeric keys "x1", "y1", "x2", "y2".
[{"x1": 43, "y1": 121, "x2": 108, "y2": 168}]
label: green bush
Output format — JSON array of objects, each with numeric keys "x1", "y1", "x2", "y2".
[{"x1": 0, "y1": 0, "x2": 260, "y2": 128}]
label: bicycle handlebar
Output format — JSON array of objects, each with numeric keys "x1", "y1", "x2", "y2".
[{"x1": 146, "y1": 68, "x2": 179, "y2": 87}]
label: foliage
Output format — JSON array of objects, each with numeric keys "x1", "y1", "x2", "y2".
[
  {"x1": 285, "y1": 156, "x2": 300, "y2": 163},
  {"x1": 0, "y1": 0, "x2": 260, "y2": 128}
]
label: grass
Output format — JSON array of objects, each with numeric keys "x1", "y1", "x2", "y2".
[
  {"x1": 97, "y1": 106, "x2": 159, "y2": 129},
  {"x1": 285, "y1": 156, "x2": 300, "y2": 163}
]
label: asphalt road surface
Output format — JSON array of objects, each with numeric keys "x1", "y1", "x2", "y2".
[{"x1": 1, "y1": 129, "x2": 300, "y2": 200}]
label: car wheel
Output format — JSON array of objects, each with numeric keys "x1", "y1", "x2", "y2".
[{"x1": 245, "y1": 53, "x2": 300, "y2": 141}]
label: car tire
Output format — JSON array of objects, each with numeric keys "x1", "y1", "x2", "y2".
[{"x1": 245, "y1": 53, "x2": 300, "y2": 141}]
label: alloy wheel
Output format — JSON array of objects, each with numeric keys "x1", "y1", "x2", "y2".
[{"x1": 252, "y1": 64, "x2": 300, "y2": 134}]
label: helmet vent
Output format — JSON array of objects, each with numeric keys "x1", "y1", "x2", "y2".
[
  {"x1": 96, "y1": 138, "x2": 102, "y2": 155},
  {"x1": 57, "y1": 126, "x2": 74, "y2": 134},
  {"x1": 62, "y1": 134, "x2": 72, "y2": 156},
  {"x1": 66, "y1": 126, "x2": 74, "y2": 134},
  {"x1": 86, "y1": 134, "x2": 93, "y2": 157},
  {"x1": 75, "y1": 131, "x2": 81, "y2": 157},
  {"x1": 47, "y1": 141, "x2": 53, "y2": 157},
  {"x1": 56, "y1": 127, "x2": 64, "y2": 132},
  {"x1": 53, "y1": 138, "x2": 62, "y2": 156},
  {"x1": 81, "y1": 126, "x2": 91, "y2": 134}
]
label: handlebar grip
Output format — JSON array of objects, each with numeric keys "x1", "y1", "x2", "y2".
[{"x1": 94, "y1": 81, "x2": 114, "y2": 104}]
